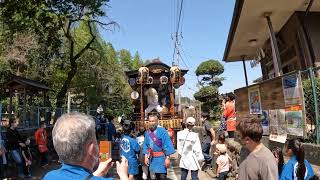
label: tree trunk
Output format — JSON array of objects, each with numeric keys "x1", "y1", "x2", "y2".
[
  {"x1": 55, "y1": 57, "x2": 77, "y2": 108},
  {"x1": 54, "y1": 21, "x2": 96, "y2": 118}
]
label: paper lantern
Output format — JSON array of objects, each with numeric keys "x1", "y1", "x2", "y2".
[{"x1": 137, "y1": 67, "x2": 149, "y2": 84}]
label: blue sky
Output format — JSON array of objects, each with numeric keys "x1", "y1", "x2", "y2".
[{"x1": 101, "y1": 0, "x2": 262, "y2": 99}]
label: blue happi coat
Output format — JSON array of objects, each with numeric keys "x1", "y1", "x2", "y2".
[
  {"x1": 44, "y1": 163, "x2": 113, "y2": 180},
  {"x1": 120, "y1": 135, "x2": 140, "y2": 175},
  {"x1": 280, "y1": 156, "x2": 314, "y2": 180},
  {"x1": 143, "y1": 126, "x2": 176, "y2": 173}
]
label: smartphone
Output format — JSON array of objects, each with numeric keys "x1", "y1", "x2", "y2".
[
  {"x1": 111, "y1": 142, "x2": 121, "y2": 162},
  {"x1": 100, "y1": 141, "x2": 121, "y2": 162},
  {"x1": 100, "y1": 141, "x2": 110, "y2": 162}
]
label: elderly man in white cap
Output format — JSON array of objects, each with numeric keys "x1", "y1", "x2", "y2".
[{"x1": 177, "y1": 117, "x2": 204, "y2": 180}]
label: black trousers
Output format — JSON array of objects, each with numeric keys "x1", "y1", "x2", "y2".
[
  {"x1": 155, "y1": 173, "x2": 167, "y2": 180},
  {"x1": 40, "y1": 152, "x2": 48, "y2": 166}
]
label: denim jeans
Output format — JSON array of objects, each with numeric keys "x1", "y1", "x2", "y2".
[
  {"x1": 218, "y1": 171, "x2": 228, "y2": 180},
  {"x1": 181, "y1": 168, "x2": 199, "y2": 180},
  {"x1": 201, "y1": 143, "x2": 212, "y2": 163},
  {"x1": 11, "y1": 149, "x2": 24, "y2": 177}
]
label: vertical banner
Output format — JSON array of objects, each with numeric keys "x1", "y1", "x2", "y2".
[
  {"x1": 248, "y1": 87, "x2": 262, "y2": 114},
  {"x1": 260, "y1": 110, "x2": 269, "y2": 135},
  {"x1": 282, "y1": 73, "x2": 305, "y2": 137},
  {"x1": 282, "y1": 74, "x2": 302, "y2": 107},
  {"x1": 285, "y1": 106, "x2": 304, "y2": 136},
  {"x1": 269, "y1": 109, "x2": 287, "y2": 143}
]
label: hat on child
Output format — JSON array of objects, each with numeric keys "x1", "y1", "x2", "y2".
[{"x1": 186, "y1": 117, "x2": 196, "y2": 126}]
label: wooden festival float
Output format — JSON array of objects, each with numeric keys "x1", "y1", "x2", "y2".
[{"x1": 125, "y1": 59, "x2": 188, "y2": 131}]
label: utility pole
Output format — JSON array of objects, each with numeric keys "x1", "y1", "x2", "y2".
[{"x1": 177, "y1": 51, "x2": 181, "y2": 112}]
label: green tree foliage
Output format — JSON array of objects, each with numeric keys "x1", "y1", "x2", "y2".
[
  {"x1": 302, "y1": 78, "x2": 320, "y2": 142},
  {"x1": 144, "y1": 59, "x2": 152, "y2": 66},
  {"x1": 0, "y1": 0, "x2": 117, "y2": 108},
  {"x1": 0, "y1": 1, "x2": 135, "y2": 117},
  {"x1": 118, "y1": 49, "x2": 132, "y2": 70},
  {"x1": 193, "y1": 86, "x2": 218, "y2": 102},
  {"x1": 196, "y1": 60, "x2": 224, "y2": 87},
  {"x1": 194, "y1": 59, "x2": 224, "y2": 120},
  {"x1": 132, "y1": 51, "x2": 144, "y2": 70},
  {"x1": 106, "y1": 43, "x2": 118, "y2": 63},
  {"x1": 70, "y1": 23, "x2": 133, "y2": 116}
]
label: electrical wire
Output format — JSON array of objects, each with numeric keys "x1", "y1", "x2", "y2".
[{"x1": 172, "y1": 0, "x2": 184, "y2": 66}]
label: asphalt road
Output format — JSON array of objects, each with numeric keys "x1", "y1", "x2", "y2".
[{"x1": 3, "y1": 153, "x2": 213, "y2": 180}]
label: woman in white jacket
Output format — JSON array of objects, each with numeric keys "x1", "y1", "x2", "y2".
[{"x1": 177, "y1": 117, "x2": 204, "y2": 180}]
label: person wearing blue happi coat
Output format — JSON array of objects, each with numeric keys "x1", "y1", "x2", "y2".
[
  {"x1": 120, "y1": 120, "x2": 140, "y2": 180},
  {"x1": 143, "y1": 115, "x2": 176, "y2": 180},
  {"x1": 44, "y1": 113, "x2": 129, "y2": 180}
]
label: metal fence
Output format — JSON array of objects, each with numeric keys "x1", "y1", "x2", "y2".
[
  {"x1": 301, "y1": 67, "x2": 320, "y2": 144},
  {"x1": 0, "y1": 104, "x2": 98, "y2": 131}
]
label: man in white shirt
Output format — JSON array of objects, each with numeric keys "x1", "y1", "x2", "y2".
[{"x1": 177, "y1": 117, "x2": 204, "y2": 180}]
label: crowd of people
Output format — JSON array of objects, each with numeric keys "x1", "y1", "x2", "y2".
[
  {"x1": 95, "y1": 105, "x2": 117, "y2": 141},
  {"x1": 0, "y1": 105, "x2": 319, "y2": 179},
  {"x1": 0, "y1": 119, "x2": 49, "y2": 179}
]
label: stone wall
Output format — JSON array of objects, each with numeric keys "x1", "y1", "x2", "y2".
[{"x1": 303, "y1": 143, "x2": 320, "y2": 166}]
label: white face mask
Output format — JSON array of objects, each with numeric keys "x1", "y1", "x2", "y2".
[
  {"x1": 90, "y1": 141, "x2": 100, "y2": 171},
  {"x1": 94, "y1": 143, "x2": 100, "y2": 164}
]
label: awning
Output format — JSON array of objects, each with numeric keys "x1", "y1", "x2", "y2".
[
  {"x1": 3, "y1": 75, "x2": 51, "y2": 92},
  {"x1": 223, "y1": 0, "x2": 320, "y2": 62}
]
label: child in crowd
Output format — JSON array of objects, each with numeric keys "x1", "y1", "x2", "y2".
[
  {"x1": 136, "y1": 126, "x2": 148, "y2": 180},
  {"x1": 280, "y1": 139, "x2": 314, "y2": 179},
  {"x1": 215, "y1": 134, "x2": 227, "y2": 156},
  {"x1": 272, "y1": 147, "x2": 284, "y2": 176},
  {"x1": 214, "y1": 134, "x2": 228, "y2": 175},
  {"x1": 115, "y1": 130, "x2": 123, "y2": 143},
  {"x1": 21, "y1": 137, "x2": 32, "y2": 178},
  {"x1": 216, "y1": 145, "x2": 230, "y2": 180},
  {"x1": 120, "y1": 120, "x2": 140, "y2": 180}
]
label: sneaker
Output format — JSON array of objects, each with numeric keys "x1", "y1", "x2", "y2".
[{"x1": 201, "y1": 163, "x2": 209, "y2": 171}]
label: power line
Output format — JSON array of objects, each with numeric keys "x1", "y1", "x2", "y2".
[
  {"x1": 172, "y1": 0, "x2": 184, "y2": 66},
  {"x1": 177, "y1": 48, "x2": 189, "y2": 69},
  {"x1": 176, "y1": 0, "x2": 184, "y2": 34}
]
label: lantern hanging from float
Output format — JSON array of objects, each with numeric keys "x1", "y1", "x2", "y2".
[
  {"x1": 137, "y1": 67, "x2": 149, "y2": 84},
  {"x1": 170, "y1": 65, "x2": 182, "y2": 88},
  {"x1": 160, "y1": 76, "x2": 168, "y2": 84},
  {"x1": 147, "y1": 76, "x2": 153, "y2": 84}
]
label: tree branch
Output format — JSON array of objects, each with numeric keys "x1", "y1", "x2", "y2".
[
  {"x1": 72, "y1": 21, "x2": 96, "y2": 61},
  {"x1": 69, "y1": 18, "x2": 119, "y2": 32},
  {"x1": 66, "y1": 20, "x2": 72, "y2": 38}
]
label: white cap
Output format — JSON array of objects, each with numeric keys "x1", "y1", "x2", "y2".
[{"x1": 186, "y1": 117, "x2": 196, "y2": 126}]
